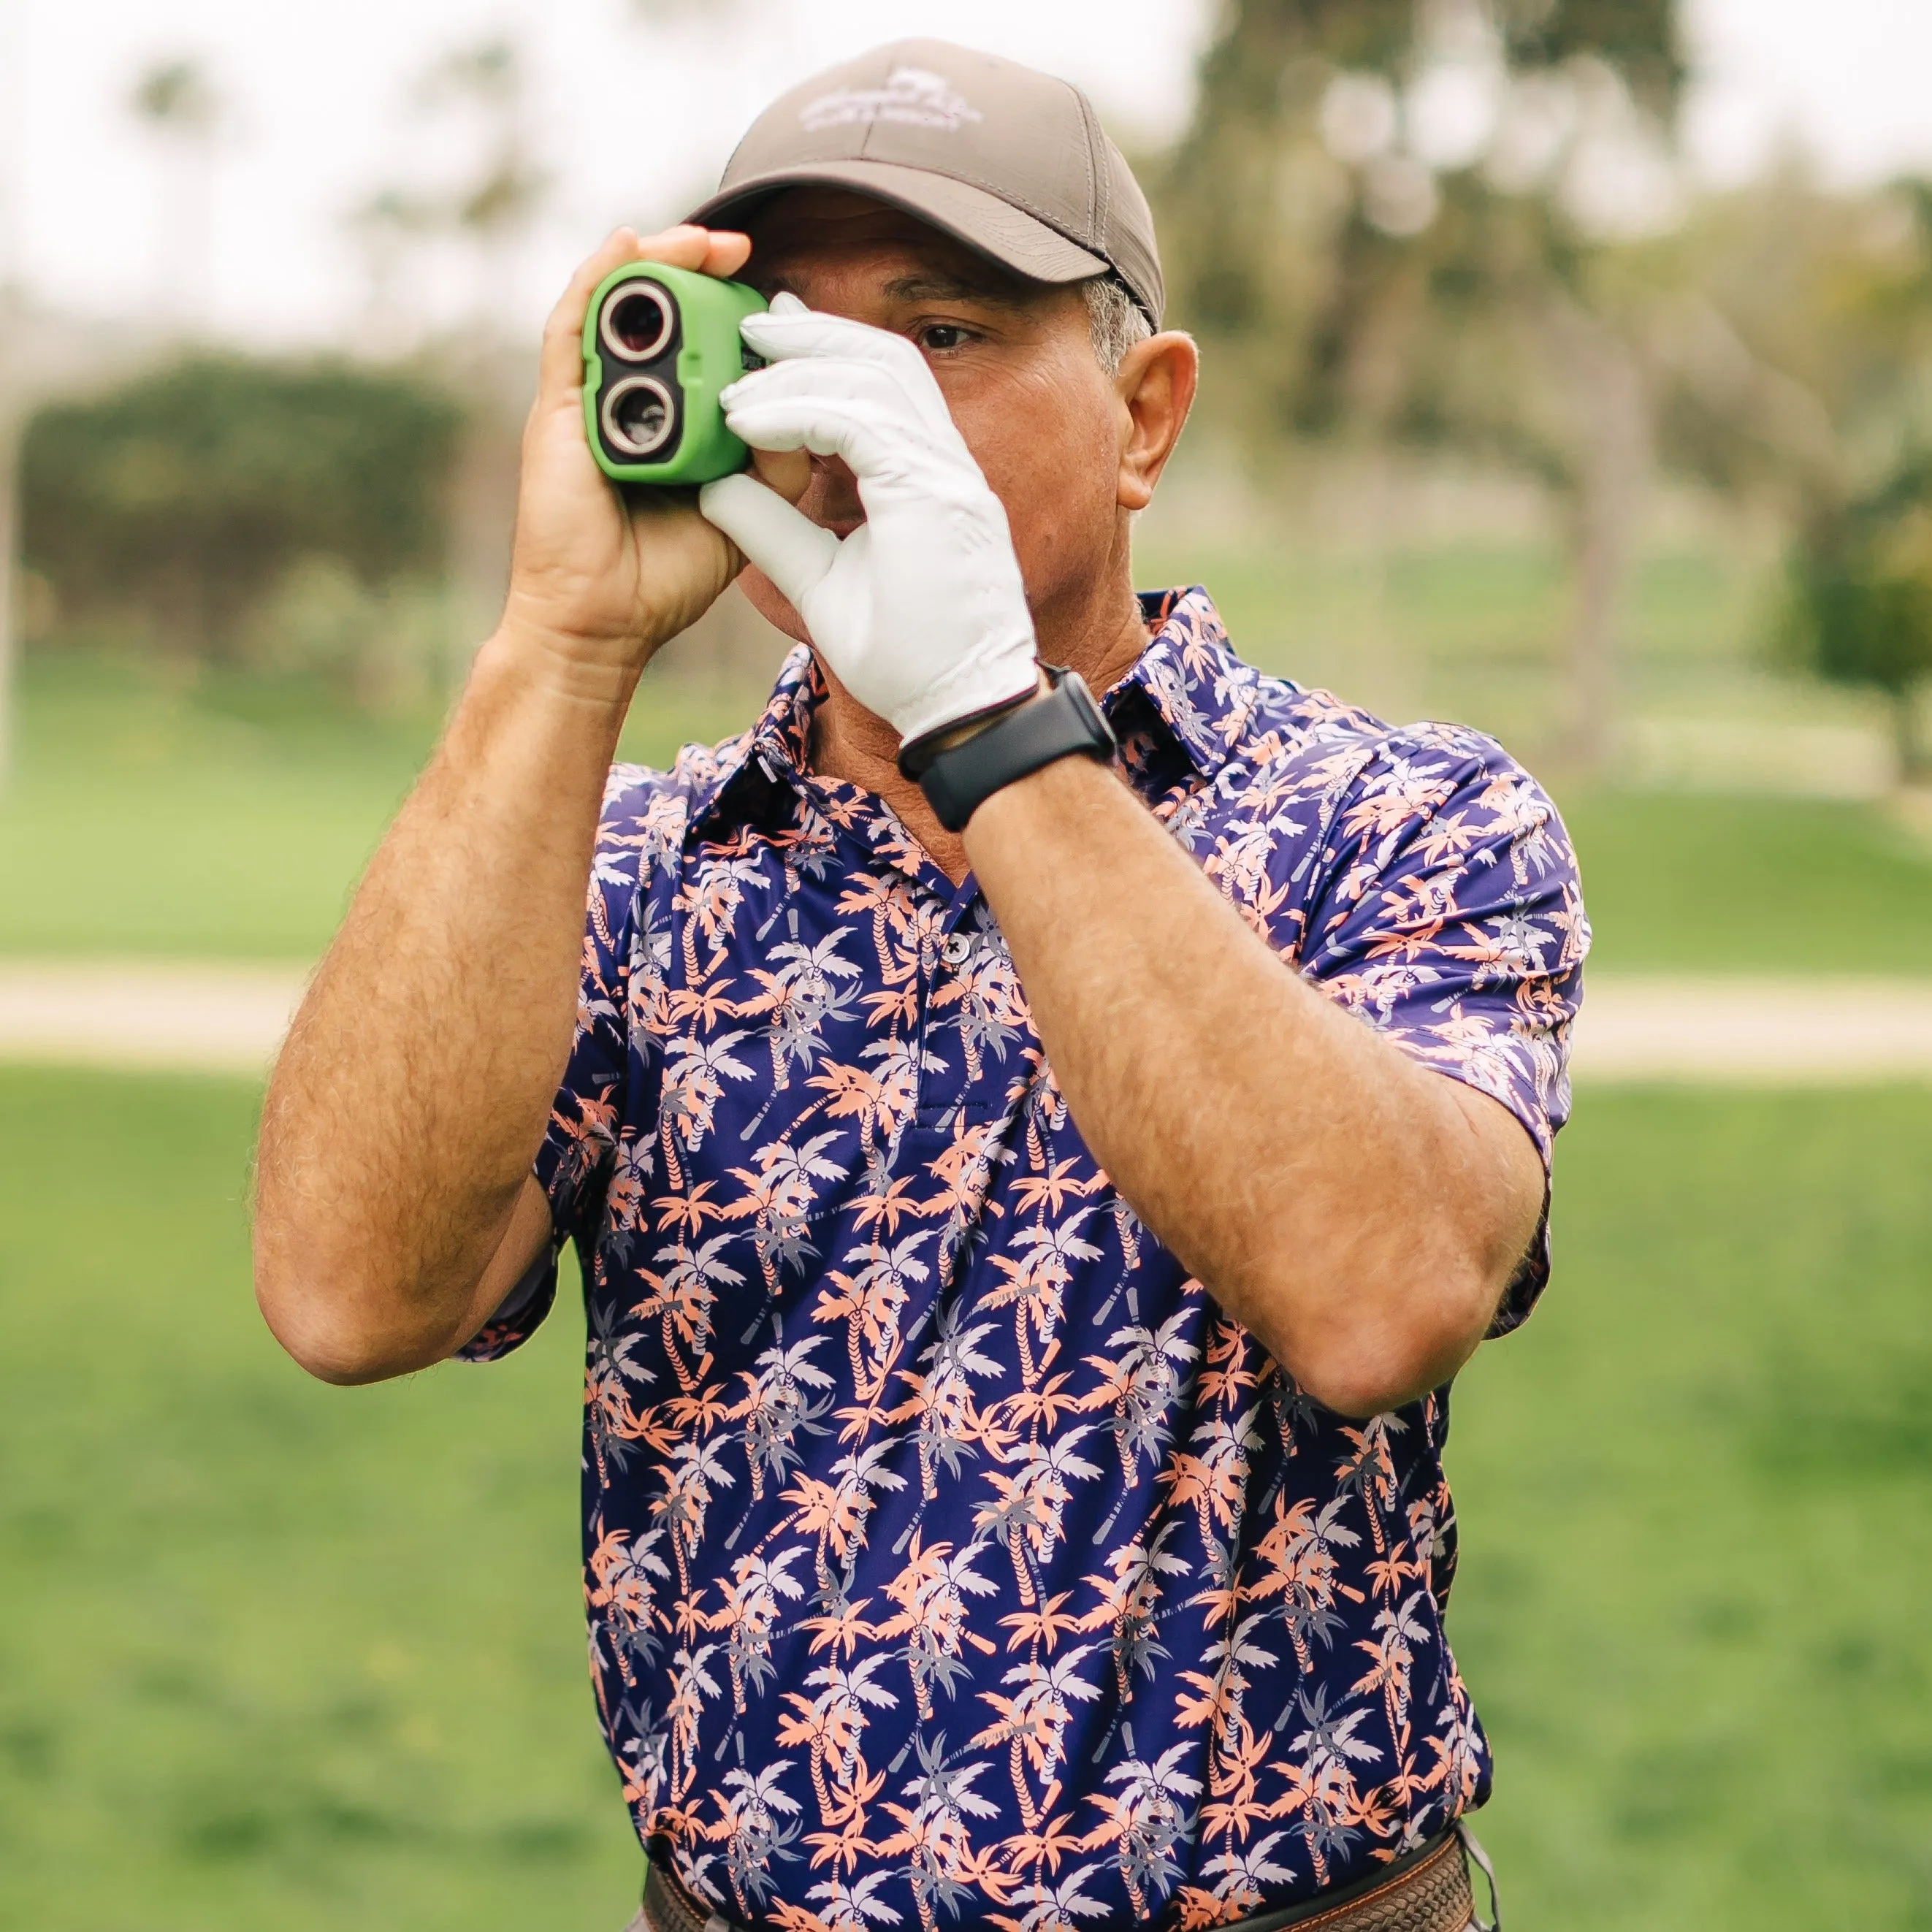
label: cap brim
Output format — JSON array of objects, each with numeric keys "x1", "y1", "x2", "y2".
[{"x1": 687, "y1": 159, "x2": 1108, "y2": 287}]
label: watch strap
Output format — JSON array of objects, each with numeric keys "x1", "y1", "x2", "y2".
[{"x1": 900, "y1": 667, "x2": 1117, "y2": 833}]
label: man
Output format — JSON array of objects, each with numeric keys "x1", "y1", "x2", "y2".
[{"x1": 256, "y1": 39, "x2": 1583, "y2": 1932}]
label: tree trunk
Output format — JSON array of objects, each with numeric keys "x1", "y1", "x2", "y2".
[
  {"x1": 443, "y1": 348, "x2": 527, "y2": 697},
  {"x1": 1351, "y1": 444, "x2": 1410, "y2": 725},
  {"x1": 1547, "y1": 299, "x2": 1651, "y2": 778},
  {"x1": 0, "y1": 411, "x2": 19, "y2": 792},
  {"x1": 1893, "y1": 683, "x2": 1931, "y2": 784}
]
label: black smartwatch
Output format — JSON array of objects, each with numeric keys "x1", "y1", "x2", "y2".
[{"x1": 899, "y1": 665, "x2": 1118, "y2": 833}]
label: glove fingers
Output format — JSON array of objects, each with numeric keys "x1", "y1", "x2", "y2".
[
  {"x1": 728, "y1": 353, "x2": 996, "y2": 486},
  {"x1": 738, "y1": 307, "x2": 958, "y2": 439},
  {"x1": 697, "y1": 474, "x2": 840, "y2": 608},
  {"x1": 721, "y1": 396, "x2": 913, "y2": 483},
  {"x1": 741, "y1": 305, "x2": 923, "y2": 373},
  {"x1": 719, "y1": 299, "x2": 1040, "y2": 745},
  {"x1": 724, "y1": 356, "x2": 908, "y2": 416},
  {"x1": 723, "y1": 360, "x2": 966, "y2": 467}
]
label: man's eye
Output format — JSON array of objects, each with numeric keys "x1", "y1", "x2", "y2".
[{"x1": 919, "y1": 324, "x2": 972, "y2": 352}]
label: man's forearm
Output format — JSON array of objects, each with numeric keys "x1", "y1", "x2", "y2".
[
  {"x1": 253, "y1": 624, "x2": 635, "y2": 1382},
  {"x1": 963, "y1": 752, "x2": 1542, "y2": 1416}
]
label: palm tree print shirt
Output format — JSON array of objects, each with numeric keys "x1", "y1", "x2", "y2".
[{"x1": 462, "y1": 587, "x2": 1588, "y2": 1931}]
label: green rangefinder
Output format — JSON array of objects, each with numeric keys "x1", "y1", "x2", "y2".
[{"x1": 581, "y1": 262, "x2": 768, "y2": 485}]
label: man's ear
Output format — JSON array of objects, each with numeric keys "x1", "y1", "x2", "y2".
[{"x1": 1115, "y1": 332, "x2": 1199, "y2": 513}]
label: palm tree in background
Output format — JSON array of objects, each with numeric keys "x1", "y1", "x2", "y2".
[
  {"x1": 427, "y1": 40, "x2": 551, "y2": 316},
  {"x1": 348, "y1": 37, "x2": 550, "y2": 351},
  {"x1": 131, "y1": 57, "x2": 224, "y2": 334},
  {"x1": 1160, "y1": 0, "x2": 1686, "y2": 770}
]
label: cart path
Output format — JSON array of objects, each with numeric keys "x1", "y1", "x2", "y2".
[
  {"x1": 0, "y1": 962, "x2": 310, "y2": 1075},
  {"x1": 1, "y1": 961, "x2": 1931, "y2": 1084}
]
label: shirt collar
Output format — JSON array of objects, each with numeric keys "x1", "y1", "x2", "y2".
[
  {"x1": 1107, "y1": 586, "x2": 1261, "y2": 780},
  {"x1": 687, "y1": 642, "x2": 823, "y2": 836},
  {"x1": 688, "y1": 586, "x2": 1251, "y2": 836}
]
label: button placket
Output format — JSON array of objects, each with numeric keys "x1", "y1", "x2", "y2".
[
  {"x1": 912, "y1": 893, "x2": 985, "y2": 1132},
  {"x1": 907, "y1": 895, "x2": 944, "y2": 1131}
]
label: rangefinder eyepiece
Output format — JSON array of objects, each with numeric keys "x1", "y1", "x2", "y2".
[
  {"x1": 581, "y1": 261, "x2": 768, "y2": 486},
  {"x1": 601, "y1": 375, "x2": 676, "y2": 458},
  {"x1": 599, "y1": 280, "x2": 674, "y2": 364}
]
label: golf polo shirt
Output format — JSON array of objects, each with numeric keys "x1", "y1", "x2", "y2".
[{"x1": 462, "y1": 587, "x2": 1589, "y2": 1927}]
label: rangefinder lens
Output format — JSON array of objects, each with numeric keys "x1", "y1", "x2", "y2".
[
  {"x1": 602, "y1": 375, "x2": 675, "y2": 457},
  {"x1": 600, "y1": 280, "x2": 674, "y2": 362}
]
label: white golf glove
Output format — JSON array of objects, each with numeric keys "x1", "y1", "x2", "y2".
[{"x1": 697, "y1": 294, "x2": 1040, "y2": 750}]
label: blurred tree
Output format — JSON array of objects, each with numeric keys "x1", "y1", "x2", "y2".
[
  {"x1": 131, "y1": 58, "x2": 220, "y2": 131},
  {"x1": 340, "y1": 38, "x2": 557, "y2": 695},
  {"x1": 1679, "y1": 171, "x2": 1932, "y2": 500},
  {"x1": 348, "y1": 37, "x2": 551, "y2": 352},
  {"x1": 0, "y1": 295, "x2": 160, "y2": 785},
  {"x1": 21, "y1": 356, "x2": 460, "y2": 661},
  {"x1": 1784, "y1": 465, "x2": 1932, "y2": 779},
  {"x1": 1159, "y1": 0, "x2": 1692, "y2": 765},
  {"x1": 130, "y1": 57, "x2": 225, "y2": 332},
  {"x1": 346, "y1": 187, "x2": 439, "y2": 358},
  {"x1": 1749, "y1": 183, "x2": 1932, "y2": 779},
  {"x1": 419, "y1": 40, "x2": 551, "y2": 260},
  {"x1": 628, "y1": 0, "x2": 757, "y2": 25}
]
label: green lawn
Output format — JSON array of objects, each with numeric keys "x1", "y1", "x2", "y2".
[
  {"x1": 7, "y1": 645, "x2": 1932, "y2": 971},
  {"x1": 0, "y1": 652, "x2": 760, "y2": 961},
  {"x1": 1562, "y1": 790, "x2": 1932, "y2": 975},
  {"x1": 1453, "y1": 1088, "x2": 1932, "y2": 1927},
  {"x1": 3, "y1": 1071, "x2": 1928, "y2": 1928},
  {"x1": 1133, "y1": 538, "x2": 1775, "y2": 750},
  {"x1": 0, "y1": 1071, "x2": 639, "y2": 1931}
]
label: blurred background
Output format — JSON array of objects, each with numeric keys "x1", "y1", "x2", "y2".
[{"x1": 2, "y1": 1, "x2": 1931, "y2": 1927}]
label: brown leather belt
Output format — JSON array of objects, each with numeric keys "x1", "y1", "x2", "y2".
[{"x1": 629, "y1": 1824, "x2": 1497, "y2": 1932}]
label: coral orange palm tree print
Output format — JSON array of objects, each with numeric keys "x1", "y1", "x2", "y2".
[{"x1": 462, "y1": 589, "x2": 1587, "y2": 1928}]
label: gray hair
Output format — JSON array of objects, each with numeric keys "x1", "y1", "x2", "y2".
[{"x1": 1084, "y1": 274, "x2": 1153, "y2": 376}]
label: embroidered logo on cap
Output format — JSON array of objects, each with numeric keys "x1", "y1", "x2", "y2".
[{"x1": 800, "y1": 66, "x2": 983, "y2": 134}]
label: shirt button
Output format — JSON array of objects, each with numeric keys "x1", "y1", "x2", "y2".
[{"x1": 942, "y1": 933, "x2": 971, "y2": 967}]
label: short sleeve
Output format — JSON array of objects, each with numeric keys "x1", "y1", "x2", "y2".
[
  {"x1": 457, "y1": 766, "x2": 667, "y2": 1362},
  {"x1": 1297, "y1": 727, "x2": 1589, "y2": 1335}
]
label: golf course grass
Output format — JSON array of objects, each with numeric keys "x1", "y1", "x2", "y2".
[
  {"x1": 0, "y1": 652, "x2": 761, "y2": 962},
  {"x1": 1, "y1": 1071, "x2": 1928, "y2": 1929},
  {"x1": 0, "y1": 1071, "x2": 639, "y2": 1930},
  {"x1": 6, "y1": 645, "x2": 1932, "y2": 971}
]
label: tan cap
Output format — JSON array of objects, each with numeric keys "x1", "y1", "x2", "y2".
[{"x1": 687, "y1": 39, "x2": 1164, "y2": 328}]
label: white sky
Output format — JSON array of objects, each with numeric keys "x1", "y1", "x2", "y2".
[{"x1": 1, "y1": 0, "x2": 1929, "y2": 348}]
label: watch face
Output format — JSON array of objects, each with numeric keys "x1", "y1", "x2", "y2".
[{"x1": 914, "y1": 671, "x2": 1120, "y2": 832}]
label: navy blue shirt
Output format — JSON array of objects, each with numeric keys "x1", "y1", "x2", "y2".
[{"x1": 466, "y1": 589, "x2": 1587, "y2": 1929}]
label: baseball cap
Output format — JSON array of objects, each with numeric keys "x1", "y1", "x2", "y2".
[{"x1": 686, "y1": 39, "x2": 1164, "y2": 329}]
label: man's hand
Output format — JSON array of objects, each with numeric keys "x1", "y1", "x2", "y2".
[
  {"x1": 503, "y1": 224, "x2": 752, "y2": 684},
  {"x1": 255, "y1": 228, "x2": 762, "y2": 1386},
  {"x1": 698, "y1": 297, "x2": 1040, "y2": 747}
]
